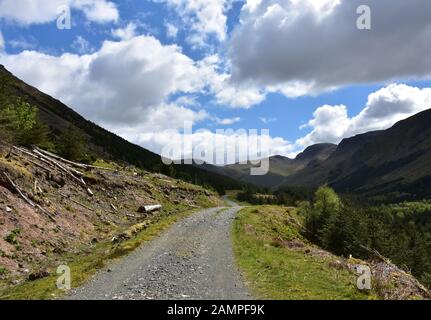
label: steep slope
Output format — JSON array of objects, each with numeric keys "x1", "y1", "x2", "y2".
[
  {"x1": 202, "y1": 143, "x2": 337, "y2": 189},
  {"x1": 0, "y1": 65, "x2": 244, "y2": 193},
  {"x1": 282, "y1": 109, "x2": 431, "y2": 199},
  {"x1": 0, "y1": 142, "x2": 222, "y2": 296}
]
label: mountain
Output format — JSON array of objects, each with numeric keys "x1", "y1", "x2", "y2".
[
  {"x1": 281, "y1": 109, "x2": 431, "y2": 199},
  {"x1": 202, "y1": 143, "x2": 337, "y2": 189},
  {"x1": 0, "y1": 65, "x2": 244, "y2": 193}
]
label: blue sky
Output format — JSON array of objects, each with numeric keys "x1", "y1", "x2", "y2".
[{"x1": 1, "y1": 0, "x2": 431, "y2": 162}]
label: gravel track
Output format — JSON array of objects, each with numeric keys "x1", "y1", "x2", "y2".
[{"x1": 67, "y1": 203, "x2": 251, "y2": 300}]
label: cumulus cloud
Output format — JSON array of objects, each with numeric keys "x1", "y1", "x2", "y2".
[
  {"x1": 0, "y1": 0, "x2": 119, "y2": 25},
  {"x1": 229, "y1": 0, "x2": 431, "y2": 96},
  {"x1": 0, "y1": 35, "x2": 212, "y2": 126},
  {"x1": 111, "y1": 22, "x2": 138, "y2": 41},
  {"x1": 198, "y1": 55, "x2": 266, "y2": 108},
  {"x1": 296, "y1": 84, "x2": 431, "y2": 147},
  {"x1": 156, "y1": 0, "x2": 230, "y2": 47}
]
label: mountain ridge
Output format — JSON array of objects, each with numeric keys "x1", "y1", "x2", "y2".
[
  {"x1": 281, "y1": 108, "x2": 431, "y2": 199},
  {"x1": 200, "y1": 143, "x2": 337, "y2": 190}
]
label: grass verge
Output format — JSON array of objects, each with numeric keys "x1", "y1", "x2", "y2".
[
  {"x1": 232, "y1": 205, "x2": 377, "y2": 300},
  {"x1": 0, "y1": 208, "x2": 199, "y2": 300}
]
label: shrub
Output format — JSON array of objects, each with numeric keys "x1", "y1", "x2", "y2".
[
  {"x1": 4, "y1": 228, "x2": 21, "y2": 245},
  {"x1": 0, "y1": 98, "x2": 51, "y2": 148}
]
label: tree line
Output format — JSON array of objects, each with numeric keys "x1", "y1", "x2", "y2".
[{"x1": 300, "y1": 186, "x2": 431, "y2": 288}]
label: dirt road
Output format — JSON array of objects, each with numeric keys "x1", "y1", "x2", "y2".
[{"x1": 67, "y1": 204, "x2": 251, "y2": 300}]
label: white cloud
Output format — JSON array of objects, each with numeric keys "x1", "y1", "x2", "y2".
[
  {"x1": 215, "y1": 117, "x2": 241, "y2": 125},
  {"x1": 8, "y1": 37, "x2": 35, "y2": 50},
  {"x1": 129, "y1": 128, "x2": 293, "y2": 164},
  {"x1": 107, "y1": 103, "x2": 208, "y2": 137},
  {"x1": 296, "y1": 84, "x2": 431, "y2": 148},
  {"x1": 214, "y1": 78, "x2": 266, "y2": 108},
  {"x1": 156, "y1": 0, "x2": 230, "y2": 47},
  {"x1": 0, "y1": 36, "x2": 217, "y2": 126},
  {"x1": 230, "y1": 0, "x2": 431, "y2": 96},
  {"x1": 111, "y1": 22, "x2": 137, "y2": 41},
  {"x1": 165, "y1": 22, "x2": 179, "y2": 39},
  {"x1": 198, "y1": 54, "x2": 266, "y2": 108},
  {"x1": 76, "y1": 0, "x2": 118, "y2": 23},
  {"x1": 71, "y1": 35, "x2": 92, "y2": 54},
  {"x1": 0, "y1": 0, "x2": 118, "y2": 25},
  {"x1": 259, "y1": 117, "x2": 276, "y2": 124}
]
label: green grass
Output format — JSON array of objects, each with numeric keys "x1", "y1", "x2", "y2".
[
  {"x1": 92, "y1": 159, "x2": 119, "y2": 170},
  {"x1": 232, "y1": 206, "x2": 377, "y2": 300},
  {"x1": 0, "y1": 267, "x2": 8, "y2": 276},
  {"x1": 224, "y1": 190, "x2": 251, "y2": 206},
  {"x1": 0, "y1": 209, "x2": 198, "y2": 300}
]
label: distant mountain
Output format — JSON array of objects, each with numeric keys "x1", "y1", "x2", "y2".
[
  {"x1": 0, "y1": 65, "x2": 244, "y2": 193},
  {"x1": 202, "y1": 108, "x2": 431, "y2": 200},
  {"x1": 281, "y1": 109, "x2": 431, "y2": 199},
  {"x1": 202, "y1": 143, "x2": 337, "y2": 189}
]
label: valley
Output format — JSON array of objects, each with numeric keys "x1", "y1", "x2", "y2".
[{"x1": 0, "y1": 65, "x2": 430, "y2": 301}]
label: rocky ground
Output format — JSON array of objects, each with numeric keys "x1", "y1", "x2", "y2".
[{"x1": 67, "y1": 205, "x2": 251, "y2": 300}]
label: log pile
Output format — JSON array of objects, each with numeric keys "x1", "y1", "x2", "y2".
[
  {"x1": 4, "y1": 145, "x2": 163, "y2": 221},
  {"x1": 3, "y1": 145, "x2": 109, "y2": 220}
]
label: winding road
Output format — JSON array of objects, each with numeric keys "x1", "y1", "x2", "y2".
[{"x1": 67, "y1": 199, "x2": 251, "y2": 300}]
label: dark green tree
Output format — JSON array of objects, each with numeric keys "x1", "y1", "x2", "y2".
[{"x1": 56, "y1": 125, "x2": 89, "y2": 161}]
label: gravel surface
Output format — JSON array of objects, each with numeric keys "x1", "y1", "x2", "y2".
[{"x1": 67, "y1": 204, "x2": 251, "y2": 300}]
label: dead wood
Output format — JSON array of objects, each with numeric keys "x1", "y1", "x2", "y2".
[
  {"x1": 2, "y1": 171, "x2": 56, "y2": 221},
  {"x1": 60, "y1": 193, "x2": 94, "y2": 211},
  {"x1": 35, "y1": 147, "x2": 118, "y2": 172}
]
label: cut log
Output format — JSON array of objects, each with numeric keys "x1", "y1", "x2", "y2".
[
  {"x1": 2, "y1": 172, "x2": 56, "y2": 221},
  {"x1": 32, "y1": 149, "x2": 86, "y2": 187},
  {"x1": 138, "y1": 204, "x2": 162, "y2": 213},
  {"x1": 35, "y1": 147, "x2": 118, "y2": 172},
  {"x1": 33, "y1": 149, "x2": 84, "y2": 177},
  {"x1": 12, "y1": 146, "x2": 53, "y2": 168},
  {"x1": 10, "y1": 152, "x2": 50, "y2": 172},
  {"x1": 2, "y1": 171, "x2": 35, "y2": 207},
  {"x1": 60, "y1": 194, "x2": 94, "y2": 211}
]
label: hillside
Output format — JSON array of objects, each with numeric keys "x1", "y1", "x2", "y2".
[
  {"x1": 0, "y1": 142, "x2": 222, "y2": 298},
  {"x1": 233, "y1": 205, "x2": 430, "y2": 300},
  {"x1": 202, "y1": 144, "x2": 337, "y2": 189},
  {"x1": 0, "y1": 65, "x2": 244, "y2": 194},
  {"x1": 281, "y1": 109, "x2": 431, "y2": 199}
]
